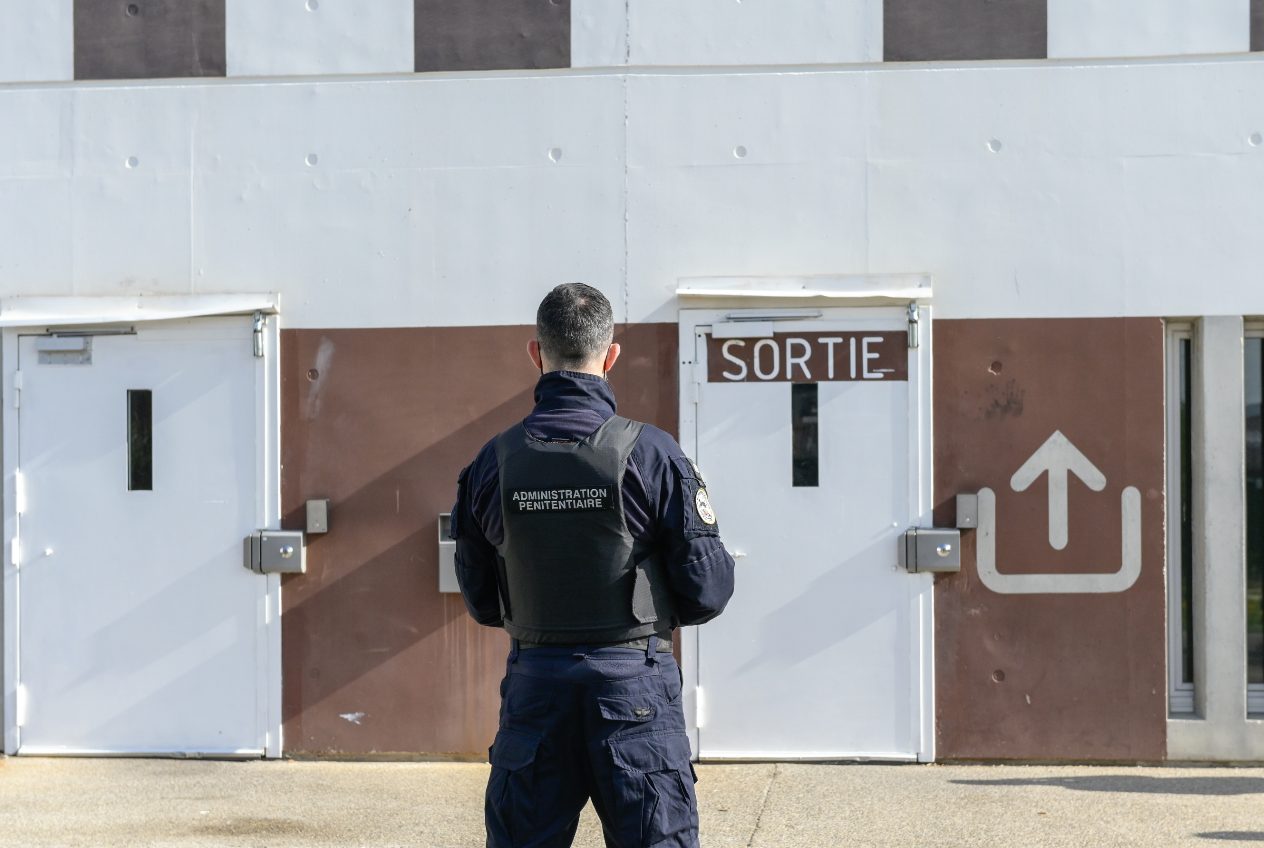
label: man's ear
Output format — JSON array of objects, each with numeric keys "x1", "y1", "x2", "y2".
[
  {"x1": 527, "y1": 339, "x2": 544, "y2": 373},
  {"x1": 602, "y1": 342, "x2": 621, "y2": 375}
]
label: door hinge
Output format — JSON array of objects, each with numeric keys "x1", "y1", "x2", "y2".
[
  {"x1": 690, "y1": 332, "x2": 708, "y2": 404},
  {"x1": 12, "y1": 370, "x2": 22, "y2": 409},
  {"x1": 689, "y1": 361, "x2": 704, "y2": 404},
  {"x1": 252, "y1": 312, "x2": 266, "y2": 358},
  {"x1": 907, "y1": 303, "x2": 920, "y2": 350}
]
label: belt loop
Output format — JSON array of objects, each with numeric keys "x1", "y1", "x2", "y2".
[
  {"x1": 509, "y1": 638, "x2": 520, "y2": 664},
  {"x1": 645, "y1": 634, "x2": 658, "y2": 664}
]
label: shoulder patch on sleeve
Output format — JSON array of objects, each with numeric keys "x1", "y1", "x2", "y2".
[
  {"x1": 670, "y1": 455, "x2": 720, "y2": 537},
  {"x1": 694, "y1": 487, "x2": 716, "y2": 525}
]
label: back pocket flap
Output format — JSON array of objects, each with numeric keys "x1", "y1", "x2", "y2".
[
  {"x1": 598, "y1": 696, "x2": 656, "y2": 723},
  {"x1": 489, "y1": 728, "x2": 541, "y2": 771},
  {"x1": 608, "y1": 731, "x2": 691, "y2": 773}
]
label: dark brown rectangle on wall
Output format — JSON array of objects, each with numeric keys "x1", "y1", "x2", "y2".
[
  {"x1": 414, "y1": 0, "x2": 570, "y2": 72},
  {"x1": 280, "y1": 323, "x2": 676, "y2": 756},
  {"x1": 1253, "y1": 0, "x2": 1264, "y2": 51},
  {"x1": 884, "y1": 0, "x2": 1047, "y2": 61},
  {"x1": 933, "y1": 318, "x2": 1166, "y2": 762},
  {"x1": 74, "y1": 0, "x2": 225, "y2": 80}
]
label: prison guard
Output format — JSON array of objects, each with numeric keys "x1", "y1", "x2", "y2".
[{"x1": 493, "y1": 415, "x2": 676, "y2": 644}]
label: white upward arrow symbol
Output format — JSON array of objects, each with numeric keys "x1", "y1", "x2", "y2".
[{"x1": 1010, "y1": 430, "x2": 1107, "y2": 551}]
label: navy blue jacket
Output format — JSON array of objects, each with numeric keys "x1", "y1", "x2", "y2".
[{"x1": 451, "y1": 370, "x2": 736, "y2": 630}]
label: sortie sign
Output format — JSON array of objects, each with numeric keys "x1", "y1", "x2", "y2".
[{"x1": 706, "y1": 332, "x2": 907, "y2": 383}]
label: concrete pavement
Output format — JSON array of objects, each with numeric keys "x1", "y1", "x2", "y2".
[{"x1": 2, "y1": 757, "x2": 1263, "y2": 847}]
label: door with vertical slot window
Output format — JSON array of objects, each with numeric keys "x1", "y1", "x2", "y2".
[
  {"x1": 680, "y1": 307, "x2": 933, "y2": 760},
  {"x1": 14, "y1": 317, "x2": 267, "y2": 755}
]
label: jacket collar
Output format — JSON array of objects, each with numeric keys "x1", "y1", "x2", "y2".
[{"x1": 532, "y1": 370, "x2": 618, "y2": 417}]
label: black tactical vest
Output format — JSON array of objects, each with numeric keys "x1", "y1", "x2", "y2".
[{"x1": 493, "y1": 415, "x2": 676, "y2": 644}]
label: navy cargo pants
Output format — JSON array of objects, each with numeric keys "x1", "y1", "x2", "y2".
[{"x1": 486, "y1": 637, "x2": 699, "y2": 848}]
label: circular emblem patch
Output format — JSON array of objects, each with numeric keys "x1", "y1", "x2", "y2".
[{"x1": 695, "y1": 488, "x2": 717, "y2": 525}]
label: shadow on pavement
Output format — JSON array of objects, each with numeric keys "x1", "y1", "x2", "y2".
[
  {"x1": 1196, "y1": 834, "x2": 1264, "y2": 842},
  {"x1": 950, "y1": 776, "x2": 1264, "y2": 796}
]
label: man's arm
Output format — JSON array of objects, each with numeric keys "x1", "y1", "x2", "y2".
[
  {"x1": 450, "y1": 448, "x2": 503, "y2": 627},
  {"x1": 631, "y1": 427, "x2": 737, "y2": 626}
]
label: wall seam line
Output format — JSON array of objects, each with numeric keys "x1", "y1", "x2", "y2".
[{"x1": 620, "y1": 0, "x2": 631, "y2": 325}]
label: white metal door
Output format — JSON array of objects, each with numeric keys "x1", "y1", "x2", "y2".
[
  {"x1": 14, "y1": 318, "x2": 269, "y2": 755},
  {"x1": 681, "y1": 308, "x2": 934, "y2": 760}
]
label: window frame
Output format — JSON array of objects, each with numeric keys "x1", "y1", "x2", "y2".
[
  {"x1": 1247, "y1": 320, "x2": 1264, "y2": 716},
  {"x1": 1166, "y1": 322, "x2": 1196, "y2": 715}
]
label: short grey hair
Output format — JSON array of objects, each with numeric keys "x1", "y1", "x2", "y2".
[{"x1": 535, "y1": 283, "x2": 614, "y2": 369}]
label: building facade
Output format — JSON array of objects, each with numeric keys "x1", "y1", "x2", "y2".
[{"x1": 1, "y1": 0, "x2": 1263, "y2": 762}]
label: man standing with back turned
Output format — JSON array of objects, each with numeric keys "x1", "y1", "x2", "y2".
[{"x1": 450, "y1": 283, "x2": 737, "y2": 848}]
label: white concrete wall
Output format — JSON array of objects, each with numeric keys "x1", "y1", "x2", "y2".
[
  {"x1": 656, "y1": 0, "x2": 878, "y2": 65},
  {"x1": 0, "y1": 0, "x2": 72, "y2": 82},
  {"x1": 225, "y1": 0, "x2": 414, "y2": 77},
  {"x1": 1048, "y1": 0, "x2": 1250, "y2": 59},
  {"x1": 571, "y1": 0, "x2": 628, "y2": 68},
  {"x1": 1, "y1": 58, "x2": 1263, "y2": 327}
]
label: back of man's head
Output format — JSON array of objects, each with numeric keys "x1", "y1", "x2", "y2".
[{"x1": 536, "y1": 283, "x2": 614, "y2": 370}]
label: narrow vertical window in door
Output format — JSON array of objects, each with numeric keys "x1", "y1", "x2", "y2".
[
  {"x1": 1246, "y1": 335, "x2": 1263, "y2": 690},
  {"x1": 1178, "y1": 338, "x2": 1195, "y2": 688},
  {"x1": 792, "y1": 383, "x2": 819, "y2": 487},
  {"x1": 128, "y1": 389, "x2": 153, "y2": 491},
  {"x1": 1167, "y1": 328, "x2": 1195, "y2": 714}
]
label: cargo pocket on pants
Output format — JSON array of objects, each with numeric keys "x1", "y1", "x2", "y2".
[
  {"x1": 486, "y1": 727, "x2": 542, "y2": 847},
  {"x1": 606, "y1": 731, "x2": 698, "y2": 847}
]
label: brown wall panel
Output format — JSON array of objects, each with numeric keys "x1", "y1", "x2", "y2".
[
  {"x1": 74, "y1": 0, "x2": 225, "y2": 80},
  {"x1": 280, "y1": 323, "x2": 677, "y2": 756},
  {"x1": 933, "y1": 318, "x2": 1166, "y2": 761},
  {"x1": 1253, "y1": 0, "x2": 1264, "y2": 52},
  {"x1": 884, "y1": 0, "x2": 1047, "y2": 61},
  {"x1": 414, "y1": 0, "x2": 570, "y2": 73},
  {"x1": 609, "y1": 322, "x2": 679, "y2": 438}
]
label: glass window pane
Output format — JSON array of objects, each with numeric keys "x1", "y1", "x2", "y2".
[
  {"x1": 792, "y1": 383, "x2": 818, "y2": 488},
  {"x1": 1180, "y1": 338, "x2": 1195, "y2": 685},
  {"x1": 1246, "y1": 338, "x2": 1263, "y2": 685},
  {"x1": 128, "y1": 389, "x2": 153, "y2": 492}
]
